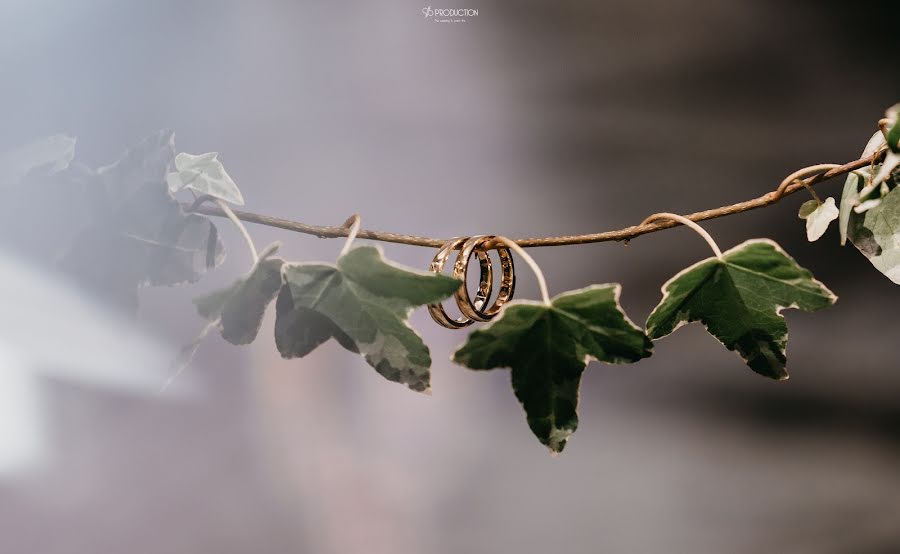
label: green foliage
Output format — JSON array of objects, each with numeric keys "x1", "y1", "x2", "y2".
[
  {"x1": 646, "y1": 240, "x2": 836, "y2": 379},
  {"x1": 453, "y1": 285, "x2": 652, "y2": 452},
  {"x1": 59, "y1": 131, "x2": 225, "y2": 311},
  {"x1": 274, "y1": 246, "x2": 461, "y2": 392},
  {"x1": 837, "y1": 116, "x2": 900, "y2": 284},
  {"x1": 8, "y1": 104, "x2": 900, "y2": 454},
  {"x1": 888, "y1": 119, "x2": 900, "y2": 154},
  {"x1": 195, "y1": 245, "x2": 285, "y2": 345}
]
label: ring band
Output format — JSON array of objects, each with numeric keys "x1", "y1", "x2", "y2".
[
  {"x1": 427, "y1": 237, "x2": 493, "y2": 329},
  {"x1": 454, "y1": 235, "x2": 515, "y2": 322}
]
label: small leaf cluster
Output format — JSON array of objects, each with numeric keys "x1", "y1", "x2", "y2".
[
  {"x1": 0, "y1": 131, "x2": 224, "y2": 311},
  {"x1": 795, "y1": 104, "x2": 900, "y2": 284}
]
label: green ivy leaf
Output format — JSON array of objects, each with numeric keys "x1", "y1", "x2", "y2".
[
  {"x1": 886, "y1": 103, "x2": 900, "y2": 153},
  {"x1": 166, "y1": 152, "x2": 245, "y2": 206},
  {"x1": 874, "y1": 106, "x2": 900, "y2": 186},
  {"x1": 274, "y1": 245, "x2": 460, "y2": 392},
  {"x1": 846, "y1": 185, "x2": 900, "y2": 284},
  {"x1": 888, "y1": 120, "x2": 900, "y2": 153},
  {"x1": 60, "y1": 131, "x2": 225, "y2": 311},
  {"x1": 798, "y1": 197, "x2": 838, "y2": 241},
  {"x1": 195, "y1": 245, "x2": 284, "y2": 345},
  {"x1": 646, "y1": 239, "x2": 836, "y2": 380},
  {"x1": 453, "y1": 285, "x2": 652, "y2": 453}
]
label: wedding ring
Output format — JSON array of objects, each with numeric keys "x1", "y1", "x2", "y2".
[
  {"x1": 427, "y1": 237, "x2": 493, "y2": 329},
  {"x1": 454, "y1": 235, "x2": 515, "y2": 322}
]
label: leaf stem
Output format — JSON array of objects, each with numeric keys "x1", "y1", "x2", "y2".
[
  {"x1": 160, "y1": 317, "x2": 220, "y2": 393},
  {"x1": 493, "y1": 236, "x2": 551, "y2": 305},
  {"x1": 799, "y1": 181, "x2": 822, "y2": 204},
  {"x1": 339, "y1": 214, "x2": 361, "y2": 257},
  {"x1": 217, "y1": 199, "x2": 258, "y2": 264},
  {"x1": 771, "y1": 164, "x2": 841, "y2": 200},
  {"x1": 641, "y1": 213, "x2": 723, "y2": 259}
]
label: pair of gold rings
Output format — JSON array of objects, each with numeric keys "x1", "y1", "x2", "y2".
[{"x1": 428, "y1": 235, "x2": 516, "y2": 329}]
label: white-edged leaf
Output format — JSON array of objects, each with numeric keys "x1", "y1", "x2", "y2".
[
  {"x1": 798, "y1": 199, "x2": 818, "y2": 219},
  {"x1": 873, "y1": 151, "x2": 900, "y2": 187},
  {"x1": 646, "y1": 239, "x2": 836, "y2": 380},
  {"x1": 798, "y1": 197, "x2": 838, "y2": 241},
  {"x1": 840, "y1": 130, "x2": 890, "y2": 245},
  {"x1": 166, "y1": 151, "x2": 245, "y2": 205},
  {"x1": 274, "y1": 245, "x2": 460, "y2": 393},
  {"x1": 854, "y1": 198, "x2": 882, "y2": 214},
  {"x1": 847, "y1": 186, "x2": 900, "y2": 284}
]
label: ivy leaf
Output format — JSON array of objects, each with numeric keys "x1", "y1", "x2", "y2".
[
  {"x1": 846, "y1": 185, "x2": 900, "y2": 284},
  {"x1": 0, "y1": 135, "x2": 88, "y2": 262},
  {"x1": 887, "y1": 117, "x2": 900, "y2": 154},
  {"x1": 838, "y1": 123, "x2": 900, "y2": 283},
  {"x1": 873, "y1": 151, "x2": 900, "y2": 188},
  {"x1": 873, "y1": 106, "x2": 900, "y2": 187},
  {"x1": 60, "y1": 131, "x2": 225, "y2": 311},
  {"x1": 274, "y1": 245, "x2": 460, "y2": 392},
  {"x1": 840, "y1": 129, "x2": 887, "y2": 245},
  {"x1": 194, "y1": 244, "x2": 284, "y2": 345},
  {"x1": 453, "y1": 285, "x2": 652, "y2": 453},
  {"x1": 166, "y1": 152, "x2": 244, "y2": 205},
  {"x1": 0, "y1": 134, "x2": 76, "y2": 186},
  {"x1": 97, "y1": 130, "x2": 179, "y2": 205},
  {"x1": 798, "y1": 197, "x2": 838, "y2": 241},
  {"x1": 646, "y1": 239, "x2": 836, "y2": 380}
]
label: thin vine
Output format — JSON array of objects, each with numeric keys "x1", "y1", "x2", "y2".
[{"x1": 186, "y1": 150, "x2": 885, "y2": 248}]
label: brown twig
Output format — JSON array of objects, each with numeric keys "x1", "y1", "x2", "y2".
[{"x1": 186, "y1": 150, "x2": 885, "y2": 249}]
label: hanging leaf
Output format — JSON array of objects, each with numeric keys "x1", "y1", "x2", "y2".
[
  {"x1": 195, "y1": 245, "x2": 284, "y2": 345},
  {"x1": 646, "y1": 240, "x2": 836, "y2": 380},
  {"x1": 0, "y1": 134, "x2": 76, "y2": 186},
  {"x1": 166, "y1": 152, "x2": 245, "y2": 205},
  {"x1": 798, "y1": 197, "x2": 838, "y2": 242},
  {"x1": 60, "y1": 131, "x2": 225, "y2": 312},
  {"x1": 453, "y1": 285, "x2": 652, "y2": 453},
  {"x1": 845, "y1": 185, "x2": 900, "y2": 284},
  {"x1": 274, "y1": 245, "x2": 460, "y2": 392}
]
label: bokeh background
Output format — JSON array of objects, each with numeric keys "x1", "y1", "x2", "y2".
[{"x1": 2, "y1": 0, "x2": 900, "y2": 552}]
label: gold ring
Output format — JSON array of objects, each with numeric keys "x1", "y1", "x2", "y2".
[
  {"x1": 427, "y1": 237, "x2": 493, "y2": 329},
  {"x1": 454, "y1": 235, "x2": 515, "y2": 322}
]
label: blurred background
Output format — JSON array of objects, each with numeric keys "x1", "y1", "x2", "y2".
[{"x1": 1, "y1": 0, "x2": 900, "y2": 552}]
